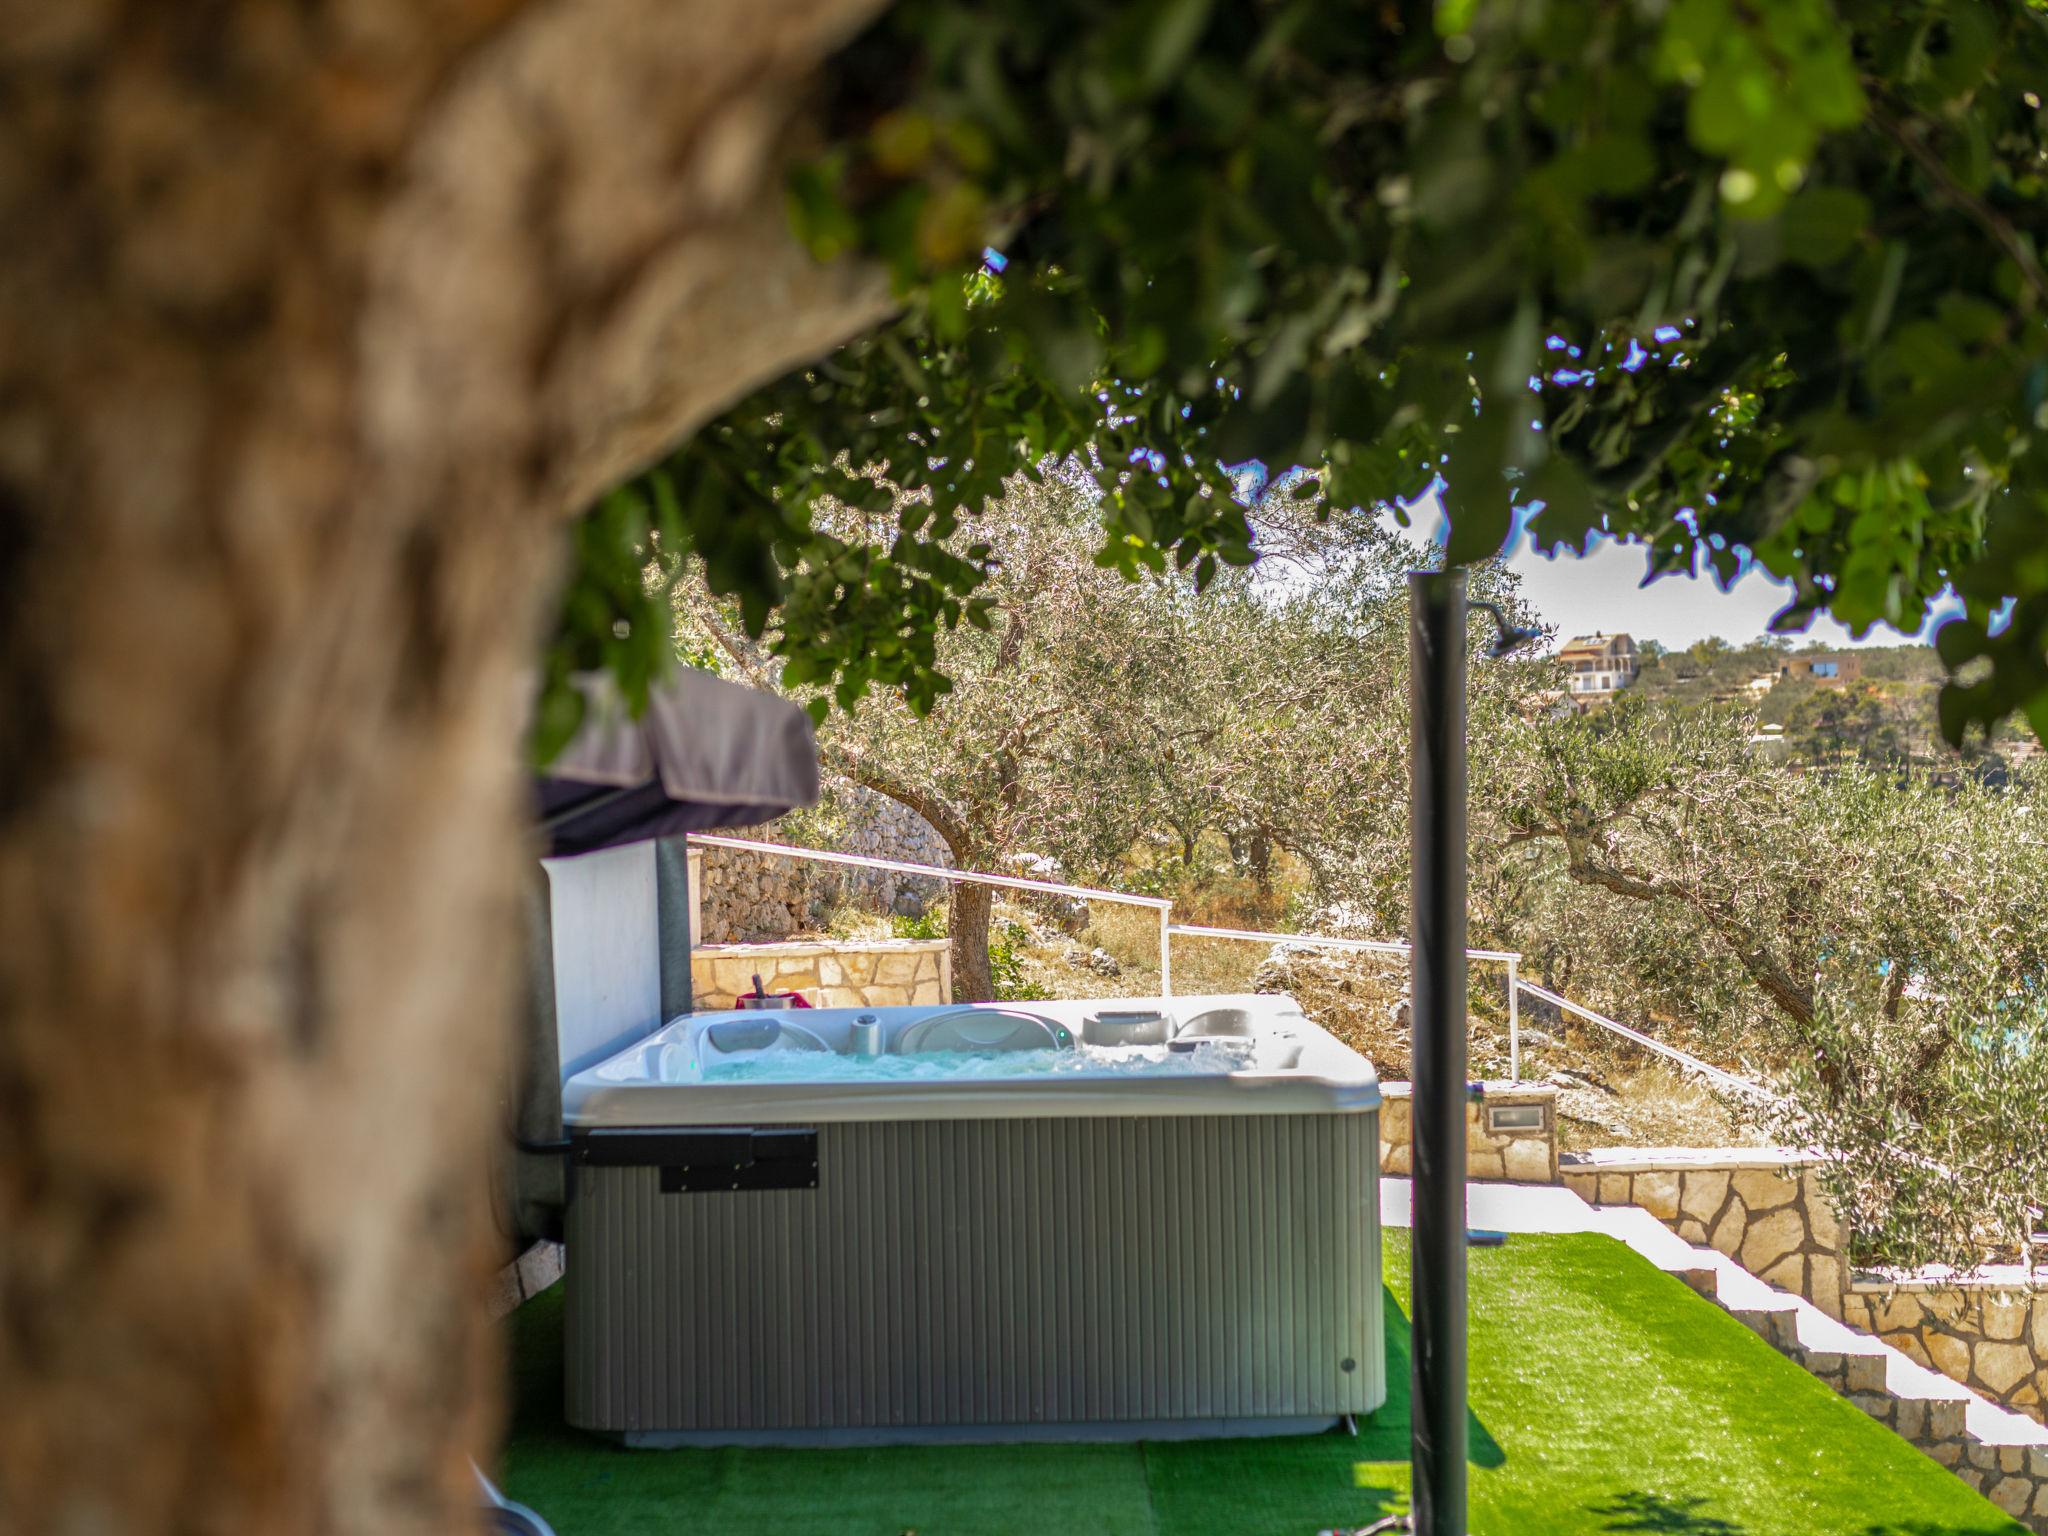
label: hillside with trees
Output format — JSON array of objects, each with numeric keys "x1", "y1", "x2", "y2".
[
  {"x1": 1628, "y1": 638, "x2": 2033, "y2": 773},
  {"x1": 686, "y1": 467, "x2": 1539, "y2": 997}
]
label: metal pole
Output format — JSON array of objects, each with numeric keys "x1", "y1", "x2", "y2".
[
  {"x1": 1507, "y1": 957, "x2": 1520, "y2": 1083},
  {"x1": 1409, "y1": 569, "x2": 1468, "y2": 1536},
  {"x1": 1159, "y1": 907, "x2": 1173, "y2": 998}
]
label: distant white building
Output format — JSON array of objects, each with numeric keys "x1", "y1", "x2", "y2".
[
  {"x1": 1557, "y1": 632, "x2": 1639, "y2": 708},
  {"x1": 1749, "y1": 723, "x2": 1792, "y2": 762}
]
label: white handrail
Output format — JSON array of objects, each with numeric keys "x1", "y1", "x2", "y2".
[
  {"x1": 690, "y1": 833, "x2": 1172, "y2": 908},
  {"x1": 1513, "y1": 979, "x2": 1780, "y2": 1102},
  {"x1": 1166, "y1": 922, "x2": 1521, "y2": 964}
]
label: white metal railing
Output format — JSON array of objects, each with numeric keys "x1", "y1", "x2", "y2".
[
  {"x1": 688, "y1": 832, "x2": 1179, "y2": 993},
  {"x1": 1165, "y1": 922, "x2": 1520, "y2": 963},
  {"x1": 1512, "y1": 979, "x2": 1778, "y2": 1102},
  {"x1": 691, "y1": 834, "x2": 1772, "y2": 1096}
]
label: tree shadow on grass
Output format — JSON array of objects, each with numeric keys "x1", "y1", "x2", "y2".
[
  {"x1": 1860, "y1": 1525, "x2": 2035, "y2": 1536},
  {"x1": 1589, "y1": 1491, "x2": 1744, "y2": 1534}
]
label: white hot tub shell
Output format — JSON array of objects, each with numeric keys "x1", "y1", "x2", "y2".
[{"x1": 559, "y1": 993, "x2": 1383, "y2": 1445}]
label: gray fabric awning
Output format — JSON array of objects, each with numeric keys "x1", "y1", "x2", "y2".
[{"x1": 535, "y1": 668, "x2": 819, "y2": 856}]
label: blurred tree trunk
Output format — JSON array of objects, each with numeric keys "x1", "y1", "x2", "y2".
[{"x1": 0, "y1": 3, "x2": 887, "y2": 1532}]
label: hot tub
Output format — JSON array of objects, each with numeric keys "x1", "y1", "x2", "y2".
[{"x1": 559, "y1": 993, "x2": 1382, "y2": 1445}]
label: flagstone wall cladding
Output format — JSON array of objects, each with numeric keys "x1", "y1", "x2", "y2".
[
  {"x1": 1376, "y1": 1082, "x2": 1559, "y2": 1185},
  {"x1": 489, "y1": 1242, "x2": 564, "y2": 1322},
  {"x1": 1723, "y1": 1299, "x2": 2048, "y2": 1526},
  {"x1": 1559, "y1": 1149, "x2": 1851, "y2": 1320},
  {"x1": 1949, "y1": 1442, "x2": 2048, "y2": 1525},
  {"x1": 1838, "y1": 1279, "x2": 2048, "y2": 1428},
  {"x1": 695, "y1": 785, "x2": 951, "y2": 943},
  {"x1": 1815, "y1": 1346, "x2": 2048, "y2": 1524},
  {"x1": 690, "y1": 939, "x2": 951, "y2": 1010}
]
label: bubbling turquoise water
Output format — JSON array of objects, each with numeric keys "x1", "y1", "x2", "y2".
[{"x1": 693, "y1": 1039, "x2": 1261, "y2": 1084}]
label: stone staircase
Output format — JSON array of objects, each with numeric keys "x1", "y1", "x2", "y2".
[{"x1": 1382, "y1": 1179, "x2": 2048, "y2": 1528}]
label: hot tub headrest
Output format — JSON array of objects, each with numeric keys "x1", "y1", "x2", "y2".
[{"x1": 707, "y1": 1019, "x2": 785, "y2": 1054}]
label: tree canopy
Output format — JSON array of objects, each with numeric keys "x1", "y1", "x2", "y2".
[
  {"x1": 548, "y1": 0, "x2": 2048, "y2": 753},
  {"x1": 1498, "y1": 698, "x2": 2048, "y2": 1270},
  {"x1": 683, "y1": 471, "x2": 1444, "y2": 994}
]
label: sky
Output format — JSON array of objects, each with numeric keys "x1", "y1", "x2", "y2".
[{"x1": 1387, "y1": 486, "x2": 1939, "y2": 654}]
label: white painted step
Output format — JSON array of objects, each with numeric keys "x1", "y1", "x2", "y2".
[
  {"x1": 1378, "y1": 1176, "x2": 1604, "y2": 1234},
  {"x1": 1968, "y1": 1396, "x2": 2048, "y2": 1448},
  {"x1": 1594, "y1": 1204, "x2": 1740, "y2": 1274},
  {"x1": 1784, "y1": 1304, "x2": 1889, "y2": 1359}
]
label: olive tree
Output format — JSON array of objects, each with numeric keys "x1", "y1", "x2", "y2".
[
  {"x1": 1245, "y1": 560, "x2": 1554, "y2": 936},
  {"x1": 801, "y1": 475, "x2": 1149, "y2": 999},
  {"x1": 702, "y1": 473, "x2": 1429, "y2": 998},
  {"x1": 1502, "y1": 700, "x2": 2048, "y2": 1267},
  {"x1": 0, "y1": 9, "x2": 896, "y2": 1532}
]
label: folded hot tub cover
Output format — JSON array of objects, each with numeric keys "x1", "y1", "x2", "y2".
[{"x1": 536, "y1": 668, "x2": 820, "y2": 855}]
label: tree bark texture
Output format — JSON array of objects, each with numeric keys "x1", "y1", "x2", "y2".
[
  {"x1": 0, "y1": 4, "x2": 889, "y2": 1533},
  {"x1": 949, "y1": 880, "x2": 996, "y2": 1004}
]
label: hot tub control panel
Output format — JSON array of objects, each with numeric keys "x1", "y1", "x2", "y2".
[{"x1": 573, "y1": 1126, "x2": 820, "y2": 1193}]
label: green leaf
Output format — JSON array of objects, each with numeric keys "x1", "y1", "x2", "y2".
[
  {"x1": 1442, "y1": 403, "x2": 1518, "y2": 566},
  {"x1": 1521, "y1": 457, "x2": 1602, "y2": 554},
  {"x1": 1142, "y1": 0, "x2": 1215, "y2": 94},
  {"x1": 927, "y1": 269, "x2": 970, "y2": 342},
  {"x1": 1779, "y1": 186, "x2": 1869, "y2": 268}
]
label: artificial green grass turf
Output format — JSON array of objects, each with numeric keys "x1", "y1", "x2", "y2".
[{"x1": 500, "y1": 1231, "x2": 2024, "y2": 1535}]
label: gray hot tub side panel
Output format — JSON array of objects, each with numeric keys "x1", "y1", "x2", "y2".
[{"x1": 565, "y1": 1111, "x2": 1382, "y2": 1438}]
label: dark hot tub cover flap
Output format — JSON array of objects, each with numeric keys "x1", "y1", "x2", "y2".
[{"x1": 537, "y1": 668, "x2": 819, "y2": 855}]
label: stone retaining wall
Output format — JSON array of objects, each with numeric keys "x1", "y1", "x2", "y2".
[
  {"x1": 691, "y1": 939, "x2": 950, "y2": 1010},
  {"x1": 695, "y1": 786, "x2": 949, "y2": 943},
  {"x1": 489, "y1": 1241, "x2": 563, "y2": 1322},
  {"x1": 1841, "y1": 1277, "x2": 2048, "y2": 1423},
  {"x1": 1378, "y1": 1082, "x2": 1558, "y2": 1184},
  {"x1": 1560, "y1": 1148, "x2": 1848, "y2": 1319},
  {"x1": 1951, "y1": 1442, "x2": 2048, "y2": 1524},
  {"x1": 1373, "y1": 1097, "x2": 2048, "y2": 1450},
  {"x1": 1562, "y1": 1146, "x2": 2048, "y2": 1520}
]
